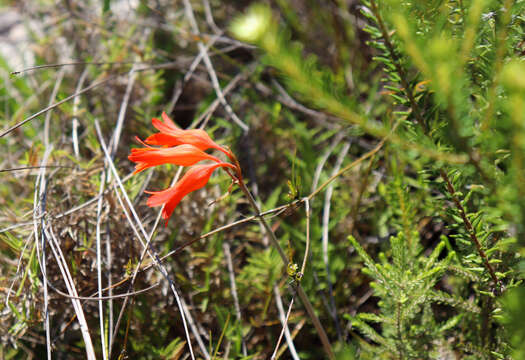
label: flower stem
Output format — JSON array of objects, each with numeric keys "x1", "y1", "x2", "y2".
[{"x1": 237, "y1": 178, "x2": 335, "y2": 360}]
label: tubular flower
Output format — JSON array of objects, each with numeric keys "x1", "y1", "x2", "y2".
[
  {"x1": 145, "y1": 112, "x2": 233, "y2": 159},
  {"x1": 128, "y1": 112, "x2": 243, "y2": 225},
  {"x1": 129, "y1": 144, "x2": 221, "y2": 174},
  {"x1": 145, "y1": 162, "x2": 236, "y2": 223}
]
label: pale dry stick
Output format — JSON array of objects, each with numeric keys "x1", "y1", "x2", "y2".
[
  {"x1": 94, "y1": 121, "x2": 197, "y2": 360},
  {"x1": 0, "y1": 165, "x2": 74, "y2": 173},
  {"x1": 0, "y1": 75, "x2": 116, "y2": 138},
  {"x1": 182, "y1": 0, "x2": 249, "y2": 132},
  {"x1": 166, "y1": 34, "x2": 220, "y2": 114},
  {"x1": 321, "y1": 141, "x2": 351, "y2": 341},
  {"x1": 43, "y1": 69, "x2": 65, "y2": 148},
  {"x1": 103, "y1": 69, "x2": 140, "y2": 348},
  {"x1": 213, "y1": 43, "x2": 245, "y2": 55},
  {"x1": 194, "y1": 64, "x2": 255, "y2": 128},
  {"x1": 10, "y1": 61, "x2": 149, "y2": 75},
  {"x1": 34, "y1": 74, "x2": 60, "y2": 344},
  {"x1": 166, "y1": 81, "x2": 182, "y2": 116},
  {"x1": 202, "y1": 0, "x2": 221, "y2": 34},
  {"x1": 95, "y1": 166, "x2": 109, "y2": 360},
  {"x1": 275, "y1": 318, "x2": 307, "y2": 359},
  {"x1": 271, "y1": 286, "x2": 299, "y2": 360},
  {"x1": 72, "y1": 69, "x2": 89, "y2": 159},
  {"x1": 199, "y1": 47, "x2": 249, "y2": 132},
  {"x1": 222, "y1": 242, "x2": 247, "y2": 357},
  {"x1": 178, "y1": 296, "x2": 211, "y2": 359},
  {"x1": 1, "y1": 222, "x2": 42, "y2": 235},
  {"x1": 106, "y1": 223, "x2": 113, "y2": 349},
  {"x1": 205, "y1": 34, "x2": 256, "y2": 49},
  {"x1": 43, "y1": 223, "x2": 96, "y2": 360},
  {"x1": 311, "y1": 133, "x2": 345, "y2": 194},
  {"x1": 301, "y1": 198, "x2": 311, "y2": 279},
  {"x1": 109, "y1": 65, "x2": 138, "y2": 158},
  {"x1": 32, "y1": 147, "x2": 52, "y2": 360}
]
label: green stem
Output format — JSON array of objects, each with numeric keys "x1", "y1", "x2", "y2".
[
  {"x1": 440, "y1": 170, "x2": 502, "y2": 293},
  {"x1": 237, "y1": 178, "x2": 335, "y2": 360},
  {"x1": 369, "y1": 0, "x2": 427, "y2": 133}
]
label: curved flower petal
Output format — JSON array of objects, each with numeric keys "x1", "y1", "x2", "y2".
[
  {"x1": 145, "y1": 112, "x2": 232, "y2": 158},
  {"x1": 128, "y1": 144, "x2": 220, "y2": 174},
  {"x1": 145, "y1": 162, "x2": 236, "y2": 225}
]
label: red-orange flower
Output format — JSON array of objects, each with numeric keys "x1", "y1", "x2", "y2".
[
  {"x1": 145, "y1": 162, "x2": 236, "y2": 223},
  {"x1": 145, "y1": 112, "x2": 233, "y2": 159},
  {"x1": 128, "y1": 112, "x2": 242, "y2": 225},
  {"x1": 128, "y1": 144, "x2": 220, "y2": 174}
]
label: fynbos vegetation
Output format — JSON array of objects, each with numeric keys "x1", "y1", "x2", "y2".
[{"x1": 1, "y1": 0, "x2": 524, "y2": 359}]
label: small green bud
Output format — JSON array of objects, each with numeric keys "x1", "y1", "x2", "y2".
[
  {"x1": 501, "y1": 60, "x2": 525, "y2": 93},
  {"x1": 230, "y1": 5, "x2": 272, "y2": 43}
]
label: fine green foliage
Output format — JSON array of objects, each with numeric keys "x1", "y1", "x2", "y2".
[{"x1": 232, "y1": 0, "x2": 524, "y2": 358}]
